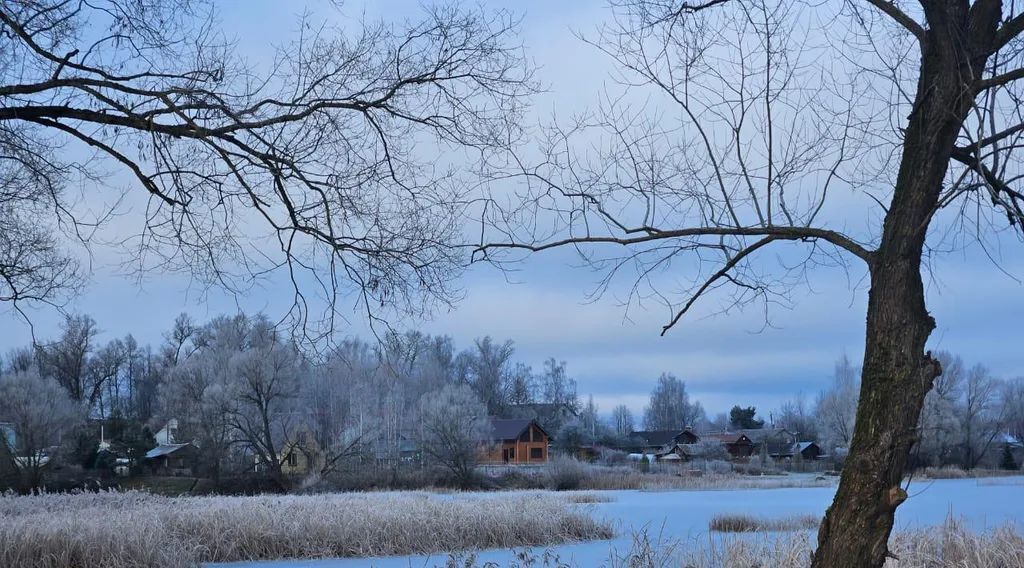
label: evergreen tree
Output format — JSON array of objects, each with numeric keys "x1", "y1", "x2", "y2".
[{"x1": 1001, "y1": 444, "x2": 1019, "y2": 471}]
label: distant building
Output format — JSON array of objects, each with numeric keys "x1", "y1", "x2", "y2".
[
  {"x1": 622, "y1": 429, "x2": 699, "y2": 454},
  {"x1": 699, "y1": 432, "x2": 757, "y2": 458},
  {"x1": 153, "y1": 419, "x2": 179, "y2": 445},
  {"x1": 281, "y1": 429, "x2": 322, "y2": 476},
  {"x1": 794, "y1": 441, "x2": 823, "y2": 461},
  {"x1": 504, "y1": 403, "x2": 578, "y2": 435},
  {"x1": 144, "y1": 443, "x2": 196, "y2": 476},
  {"x1": 481, "y1": 418, "x2": 550, "y2": 464}
]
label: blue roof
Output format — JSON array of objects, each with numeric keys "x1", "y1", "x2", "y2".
[{"x1": 145, "y1": 443, "x2": 191, "y2": 459}]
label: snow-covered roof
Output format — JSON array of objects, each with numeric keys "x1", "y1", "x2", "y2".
[
  {"x1": 145, "y1": 443, "x2": 191, "y2": 459},
  {"x1": 998, "y1": 433, "x2": 1023, "y2": 447}
]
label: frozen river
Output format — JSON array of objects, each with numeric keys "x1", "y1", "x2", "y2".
[{"x1": 209, "y1": 476, "x2": 1024, "y2": 568}]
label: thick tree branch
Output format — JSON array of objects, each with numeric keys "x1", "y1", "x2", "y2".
[
  {"x1": 866, "y1": 0, "x2": 926, "y2": 43},
  {"x1": 477, "y1": 226, "x2": 875, "y2": 264}
]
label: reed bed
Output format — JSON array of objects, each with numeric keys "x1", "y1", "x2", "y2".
[
  {"x1": 708, "y1": 513, "x2": 820, "y2": 533},
  {"x1": 624, "y1": 518, "x2": 1024, "y2": 568},
  {"x1": 573, "y1": 467, "x2": 833, "y2": 491},
  {"x1": 0, "y1": 490, "x2": 613, "y2": 568}
]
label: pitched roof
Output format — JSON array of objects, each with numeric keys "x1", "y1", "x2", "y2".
[
  {"x1": 797, "y1": 441, "x2": 818, "y2": 452},
  {"x1": 144, "y1": 443, "x2": 192, "y2": 459},
  {"x1": 489, "y1": 418, "x2": 548, "y2": 442},
  {"x1": 629, "y1": 430, "x2": 688, "y2": 447},
  {"x1": 700, "y1": 432, "x2": 755, "y2": 445}
]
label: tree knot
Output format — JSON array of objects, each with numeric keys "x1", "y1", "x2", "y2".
[{"x1": 885, "y1": 486, "x2": 908, "y2": 509}]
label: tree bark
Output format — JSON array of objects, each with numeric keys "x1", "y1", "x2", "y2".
[{"x1": 811, "y1": 4, "x2": 1000, "y2": 566}]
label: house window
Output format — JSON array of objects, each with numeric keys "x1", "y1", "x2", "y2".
[
  {"x1": 508, "y1": 447, "x2": 515, "y2": 460},
  {"x1": 287, "y1": 452, "x2": 297, "y2": 467},
  {"x1": 530, "y1": 447, "x2": 543, "y2": 460}
]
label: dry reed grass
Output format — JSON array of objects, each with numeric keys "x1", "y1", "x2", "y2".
[
  {"x1": 559, "y1": 492, "x2": 615, "y2": 504},
  {"x1": 0, "y1": 490, "x2": 613, "y2": 568},
  {"x1": 708, "y1": 513, "x2": 819, "y2": 533},
  {"x1": 574, "y1": 466, "x2": 832, "y2": 491},
  {"x1": 916, "y1": 466, "x2": 1023, "y2": 480},
  {"x1": 634, "y1": 517, "x2": 1024, "y2": 568}
]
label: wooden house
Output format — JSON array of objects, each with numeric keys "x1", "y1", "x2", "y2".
[
  {"x1": 622, "y1": 429, "x2": 699, "y2": 454},
  {"x1": 481, "y1": 418, "x2": 550, "y2": 464},
  {"x1": 794, "y1": 441, "x2": 823, "y2": 461},
  {"x1": 144, "y1": 443, "x2": 197, "y2": 476},
  {"x1": 700, "y1": 432, "x2": 756, "y2": 458},
  {"x1": 280, "y1": 427, "x2": 325, "y2": 476}
]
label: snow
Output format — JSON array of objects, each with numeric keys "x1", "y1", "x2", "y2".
[{"x1": 207, "y1": 477, "x2": 1024, "y2": 568}]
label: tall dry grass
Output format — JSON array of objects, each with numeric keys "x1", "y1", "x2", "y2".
[
  {"x1": 447, "y1": 517, "x2": 1024, "y2": 567},
  {"x1": 625, "y1": 517, "x2": 1024, "y2": 568},
  {"x1": 571, "y1": 464, "x2": 833, "y2": 491},
  {"x1": 0, "y1": 490, "x2": 613, "y2": 568},
  {"x1": 708, "y1": 513, "x2": 819, "y2": 533},
  {"x1": 916, "y1": 466, "x2": 1024, "y2": 480}
]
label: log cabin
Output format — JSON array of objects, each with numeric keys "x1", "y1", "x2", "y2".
[{"x1": 481, "y1": 418, "x2": 550, "y2": 464}]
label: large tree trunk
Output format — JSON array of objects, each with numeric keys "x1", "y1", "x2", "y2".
[{"x1": 811, "y1": 5, "x2": 1000, "y2": 566}]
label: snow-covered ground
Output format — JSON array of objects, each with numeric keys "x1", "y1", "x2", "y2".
[{"x1": 208, "y1": 476, "x2": 1024, "y2": 568}]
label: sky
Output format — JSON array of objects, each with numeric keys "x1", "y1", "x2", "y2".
[{"x1": 3, "y1": 0, "x2": 1024, "y2": 420}]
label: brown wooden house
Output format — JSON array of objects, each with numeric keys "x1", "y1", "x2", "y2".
[
  {"x1": 481, "y1": 419, "x2": 550, "y2": 464},
  {"x1": 700, "y1": 432, "x2": 756, "y2": 458}
]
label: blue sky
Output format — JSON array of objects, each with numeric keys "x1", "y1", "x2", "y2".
[{"x1": 3, "y1": 0, "x2": 1024, "y2": 419}]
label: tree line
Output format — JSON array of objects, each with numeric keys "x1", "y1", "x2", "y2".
[{"x1": 0, "y1": 313, "x2": 585, "y2": 489}]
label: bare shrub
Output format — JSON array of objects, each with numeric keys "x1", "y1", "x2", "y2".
[
  {"x1": 560, "y1": 492, "x2": 614, "y2": 504},
  {"x1": 569, "y1": 463, "x2": 832, "y2": 491},
  {"x1": 545, "y1": 456, "x2": 588, "y2": 491},
  {"x1": 917, "y1": 466, "x2": 1022, "y2": 480},
  {"x1": 709, "y1": 513, "x2": 819, "y2": 533},
  {"x1": 919, "y1": 466, "x2": 970, "y2": 479},
  {"x1": 0, "y1": 490, "x2": 613, "y2": 567}
]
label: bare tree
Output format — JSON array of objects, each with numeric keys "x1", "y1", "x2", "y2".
[
  {"x1": 476, "y1": 1, "x2": 1024, "y2": 563},
  {"x1": 643, "y1": 373, "x2": 704, "y2": 431},
  {"x1": 611, "y1": 404, "x2": 635, "y2": 437},
  {"x1": 0, "y1": 368, "x2": 83, "y2": 490},
  {"x1": 775, "y1": 393, "x2": 817, "y2": 441},
  {"x1": 959, "y1": 364, "x2": 1004, "y2": 469},
  {"x1": 35, "y1": 314, "x2": 98, "y2": 404},
  {"x1": 916, "y1": 351, "x2": 964, "y2": 466},
  {"x1": 0, "y1": 0, "x2": 533, "y2": 337},
  {"x1": 815, "y1": 355, "x2": 860, "y2": 455},
  {"x1": 1003, "y1": 377, "x2": 1024, "y2": 442},
  {"x1": 465, "y1": 336, "x2": 516, "y2": 415},
  {"x1": 415, "y1": 383, "x2": 489, "y2": 487}
]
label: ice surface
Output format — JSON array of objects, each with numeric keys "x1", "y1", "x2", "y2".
[{"x1": 207, "y1": 477, "x2": 1024, "y2": 568}]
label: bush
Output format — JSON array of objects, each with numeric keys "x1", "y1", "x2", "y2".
[
  {"x1": 709, "y1": 513, "x2": 819, "y2": 533},
  {"x1": 545, "y1": 456, "x2": 587, "y2": 491}
]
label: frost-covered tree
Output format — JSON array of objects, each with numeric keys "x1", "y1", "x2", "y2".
[
  {"x1": 415, "y1": 384, "x2": 489, "y2": 487},
  {"x1": 916, "y1": 351, "x2": 964, "y2": 466},
  {"x1": 959, "y1": 364, "x2": 1005, "y2": 469},
  {"x1": 537, "y1": 358, "x2": 579, "y2": 414},
  {"x1": 815, "y1": 355, "x2": 860, "y2": 454},
  {"x1": 0, "y1": 369, "x2": 83, "y2": 489}
]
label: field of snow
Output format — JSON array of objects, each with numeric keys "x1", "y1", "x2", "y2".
[{"x1": 209, "y1": 477, "x2": 1024, "y2": 568}]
